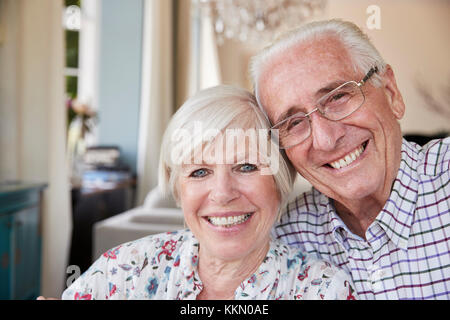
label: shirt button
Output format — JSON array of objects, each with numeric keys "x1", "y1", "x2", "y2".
[
  {"x1": 372, "y1": 281, "x2": 383, "y2": 291},
  {"x1": 372, "y1": 269, "x2": 384, "y2": 281},
  {"x1": 399, "y1": 239, "x2": 408, "y2": 249}
]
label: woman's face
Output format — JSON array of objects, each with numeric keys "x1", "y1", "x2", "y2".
[{"x1": 177, "y1": 148, "x2": 280, "y2": 262}]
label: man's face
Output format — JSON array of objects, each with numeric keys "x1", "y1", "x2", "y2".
[{"x1": 258, "y1": 37, "x2": 405, "y2": 204}]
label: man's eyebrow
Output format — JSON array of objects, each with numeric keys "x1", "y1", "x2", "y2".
[
  {"x1": 315, "y1": 80, "x2": 347, "y2": 98},
  {"x1": 274, "y1": 106, "x2": 303, "y2": 125},
  {"x1": 273, "y1": 79, "x2": 348, "y2": 125}
]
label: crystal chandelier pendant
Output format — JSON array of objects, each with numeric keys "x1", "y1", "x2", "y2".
[{"x1": 196, "y1": 0, "x2": 327, "y2": 45}]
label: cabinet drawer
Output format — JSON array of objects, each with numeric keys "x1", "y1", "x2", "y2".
[{"x1": 0, "y1": 191, "x2": 39, "y2": 215}]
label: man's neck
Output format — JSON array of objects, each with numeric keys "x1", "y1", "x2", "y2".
[
  {"x1": 333, "y1": 198, "x2": 385, "y2": 239},
  {"x1": 332, "y1": 141, "x2": 402, "y2": 239}
]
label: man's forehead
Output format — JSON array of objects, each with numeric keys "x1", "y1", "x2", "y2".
[
  {"x1": 265, "y1": 37, "x2": 354, "y2": 82},
  {"x1": 259, "y1": 37, "x2": 356, "y2": 121}
]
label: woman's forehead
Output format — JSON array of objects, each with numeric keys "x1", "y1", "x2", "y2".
[{"x1": 194, "y1": 129, "x2": 270, "y2": 164}]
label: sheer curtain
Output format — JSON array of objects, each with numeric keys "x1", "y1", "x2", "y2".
[
  {"x1": 0, "y1": 0, "x2": 71, "y2": 297},
  {"x1": 136, "y1": 0, "x2": 174, "y2": 205},
  {"x1": 136, "y1": 0, "x2": 221, "y2": 205}
]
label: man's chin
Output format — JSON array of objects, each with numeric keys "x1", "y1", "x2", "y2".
[{"x1": 318, "y1": 182, "x2": 380, "y2": 204}]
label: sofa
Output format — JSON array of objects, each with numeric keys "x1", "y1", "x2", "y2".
[{"x1": 93, "y1": 174, "x2": 311, "y2": 260}]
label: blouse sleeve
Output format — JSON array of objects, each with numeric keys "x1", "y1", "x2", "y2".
[
  {"x1": 296, "y1": 259, "x2": 358, "y2": 300},
  {"x1": 61, "y1": 250, "x2": 114, "y2": 300},
  {"x1": 322, "y1": 268, "x2": 358, "y2": 300},
  {"x1": 60, "y1": 231, "x2": 186, "y2": 300}
]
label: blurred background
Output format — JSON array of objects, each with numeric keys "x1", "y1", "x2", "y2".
[{"x1": 0, "y1": 0, "x2": 448, "y2": 299}]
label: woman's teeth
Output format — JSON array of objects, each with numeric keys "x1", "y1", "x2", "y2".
[
  {"x1": 329, "y1": 143, "x2": 365, "y2": 169},
  {"x1": 208, "y1": 213, "x2": 252, "y2": 227}
]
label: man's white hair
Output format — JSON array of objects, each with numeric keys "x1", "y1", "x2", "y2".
[{"x1": 249, "y1": 19, "x2": 387, "y2": 112}]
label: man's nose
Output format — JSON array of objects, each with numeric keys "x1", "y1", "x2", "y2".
[
  {"x1": 208, "y1": 170, "x2": 240, "y2": 205},
  {"x1": 309, "y1": 112, "x2": 346, "y2": 151}
]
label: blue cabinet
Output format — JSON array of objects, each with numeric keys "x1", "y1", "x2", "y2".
[{"x1": 0, "y1": 182, "x2": 46, "y2": 300}]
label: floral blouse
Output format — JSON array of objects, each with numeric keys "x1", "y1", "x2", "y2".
[{"x1": 62, "y1": 229, "x2": 357, "y2": 300}]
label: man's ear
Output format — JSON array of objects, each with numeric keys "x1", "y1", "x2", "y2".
[{"x1": 382, "y1": 65, "x2": 406, "y2": 120}]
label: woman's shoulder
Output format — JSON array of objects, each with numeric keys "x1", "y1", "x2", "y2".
[
  {"x1": 268, "y1": 238, "x2": 311, "y2": 268},
  {"x1": 269, "y1": 239, "x2": 356, "y2": 300},
  {"x1": 100, "y1": 229, "x2": 191, "y2": 264},
  {"x1": 62, "y1": 229, "x2": 194, "y2": 300},
  {"x1": 269, "y1": 238, "x2": 343, "y2": 272}
]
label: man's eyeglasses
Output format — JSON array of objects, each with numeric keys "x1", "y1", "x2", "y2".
[{"x1": 270, "y1": 67, "x2": 379, "y2": 149}]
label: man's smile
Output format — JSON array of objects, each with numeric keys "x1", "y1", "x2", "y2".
[{"x1": 326, "y1": 140, "x2": 369, "y2": 170}]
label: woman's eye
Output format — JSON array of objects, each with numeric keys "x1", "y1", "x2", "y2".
[
  {"x1": 189, "y1": 168, "x2": 209, "y2": 178},
  {"x1": 237, "y1": 163, "x2": 258, "y2": 173}
]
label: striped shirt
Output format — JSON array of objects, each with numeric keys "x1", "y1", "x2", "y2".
[{"x1": 272, "y1": 138, "x2": 450, "y2": 299}]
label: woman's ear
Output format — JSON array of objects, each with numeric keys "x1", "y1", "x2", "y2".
[{"x1": 382, "y1": 65, "x2": 406, "y2": 120}]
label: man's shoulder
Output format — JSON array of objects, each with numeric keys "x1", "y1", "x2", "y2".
[
  {"x1": 275, "y1": 188, "x2": 330, "y2": 233},
  {"x1": 415, "y1": 137, "x2": 450, "y2": 176},
  {"x1": 283, "y1": 188, "x2": 324, "y2": 216}
]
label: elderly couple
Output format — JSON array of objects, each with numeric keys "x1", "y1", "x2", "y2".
[{"x1": 62, "y1": 19, "x2": 450, "y2": 300}]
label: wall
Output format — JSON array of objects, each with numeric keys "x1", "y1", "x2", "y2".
[
  {"x1": 97, "y1": 0, "x2": 144, "y2": 174},
  {"x1": 0, "y1": 0, "x2": 19, "y2": 181},
  {"x1": 0, "y1": 0, "x2": 71, "y2": 297},
  {"x1": 216, "y1": 0, "x2": 450, "y2": 135}
]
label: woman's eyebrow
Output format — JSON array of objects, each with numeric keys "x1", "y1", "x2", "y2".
[{"x1": 180, "y1": 164, "x2": 203, "y2": 172}]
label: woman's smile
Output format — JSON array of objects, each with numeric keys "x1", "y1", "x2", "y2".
[
  {"x1": 206, "y1": 212, "x2": 254, "y2": 228},
  {"x1": 179, "y1": 162, "x2": 280, "y2": 261}
]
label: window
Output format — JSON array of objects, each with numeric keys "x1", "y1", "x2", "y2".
[{"x1": 64, "y1": 0, "x2": 81, "y2": 125}]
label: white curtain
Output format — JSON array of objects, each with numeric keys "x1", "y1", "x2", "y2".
[
  {"x1": 0, "y1": 0, "x2": 71, "y2": 297},
  {"x1": 195, "y1": 2, "x2": 222, "y2": 93},
  {"x1": 137, "y1": 0, "x2": 221, "y2": 204},
  {"x1": 136, "y1": 0, "x2": 175, "y2": 205}
]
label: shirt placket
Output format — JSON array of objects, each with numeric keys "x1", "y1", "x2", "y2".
[
  {"x1": 366, "y1": 223, "x2": 395, "y2": 299},
  {"x1": 345, "y1": 236, "x2": 375, "y2": 299}
]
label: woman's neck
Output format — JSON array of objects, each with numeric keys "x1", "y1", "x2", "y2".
[{"x1": 196, "y1": 242, "x2": 270, "y2": 300}]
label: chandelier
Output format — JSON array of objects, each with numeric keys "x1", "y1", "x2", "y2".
[{"x1": 195, "y1": 0, "x2": 327, "y2": 45}]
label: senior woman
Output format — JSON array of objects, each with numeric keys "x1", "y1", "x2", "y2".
[{"x1": 62, "y1": 85, "x2": 356, "y2": 300}]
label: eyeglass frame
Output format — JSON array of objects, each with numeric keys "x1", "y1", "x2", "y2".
[{"x1": 269, "y1": 67, "x2": 379, "y2": 149}]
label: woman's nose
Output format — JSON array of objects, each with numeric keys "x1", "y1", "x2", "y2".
[
  {"x1": 208, "y1": 170, "x2": 240, "y2": 205},
  {"x1": 309, "y1": 112, "x2": 346, "y2": 151}
]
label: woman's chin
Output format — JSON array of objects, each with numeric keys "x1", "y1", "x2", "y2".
[{"x1": 199, "y1": 234, "x2": 267, "y2": 262}]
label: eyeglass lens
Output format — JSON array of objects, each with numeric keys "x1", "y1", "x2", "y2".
[{"x1": 274, "y1": 81, "x2": 365, "y2": 148}]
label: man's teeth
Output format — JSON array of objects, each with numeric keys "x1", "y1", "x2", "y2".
[
  {"x1": 329, "y1": 144, "x2": 365, "y2": 169},
  {"x1": 208, "y1": 213, "x2": 252, "y2": 227}
]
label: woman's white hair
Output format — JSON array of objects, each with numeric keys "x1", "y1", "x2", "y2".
[
  {"x1": 158, "y1": 85, "x2": 296, "y2": 215},
  {"x1": 250, "y1": 19, "x2": 387, "y2": 111}
]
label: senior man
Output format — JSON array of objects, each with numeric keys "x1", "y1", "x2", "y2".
[{"x1": 251, "y1": 19, "x2": 449, "y2": 299}]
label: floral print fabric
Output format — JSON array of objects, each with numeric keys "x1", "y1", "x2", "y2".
[{"x1": 62, "y1": 229, "x2": 356, "y2": 300}]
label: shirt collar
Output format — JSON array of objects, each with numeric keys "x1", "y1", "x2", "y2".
[
  {"x1": 327, "y1": 198, "x2": 365, "y2": 250},
  {"x1": 374, "y1": 139, "x2": 420, "y2": 250},
  {"x1": 319, "y1": 192, "x2": 359, "y2": 249},
  {"x1": 323, "y1": 139, "x2": 420, "y2": 250}
]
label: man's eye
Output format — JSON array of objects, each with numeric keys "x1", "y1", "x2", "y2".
[
  {"x1": 287, "y1": 117, "x2": 304, "y2": 129},
  {"x1": 324, "y1": 91, "x2": 352, "y2": 107},
  {"x1": 237, "y1": 163, "x2": 258, "y2": 173},
  {"x1": 189, "y1": 168, "x2": 209, "y2": 178},
  {"x1": 330, "y1": 92, "x2": 348, "y2": 102}
]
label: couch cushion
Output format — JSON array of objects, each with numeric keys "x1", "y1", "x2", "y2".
[{"x1": 130, "y1": 208, "x2": 184, "y2": 225}]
